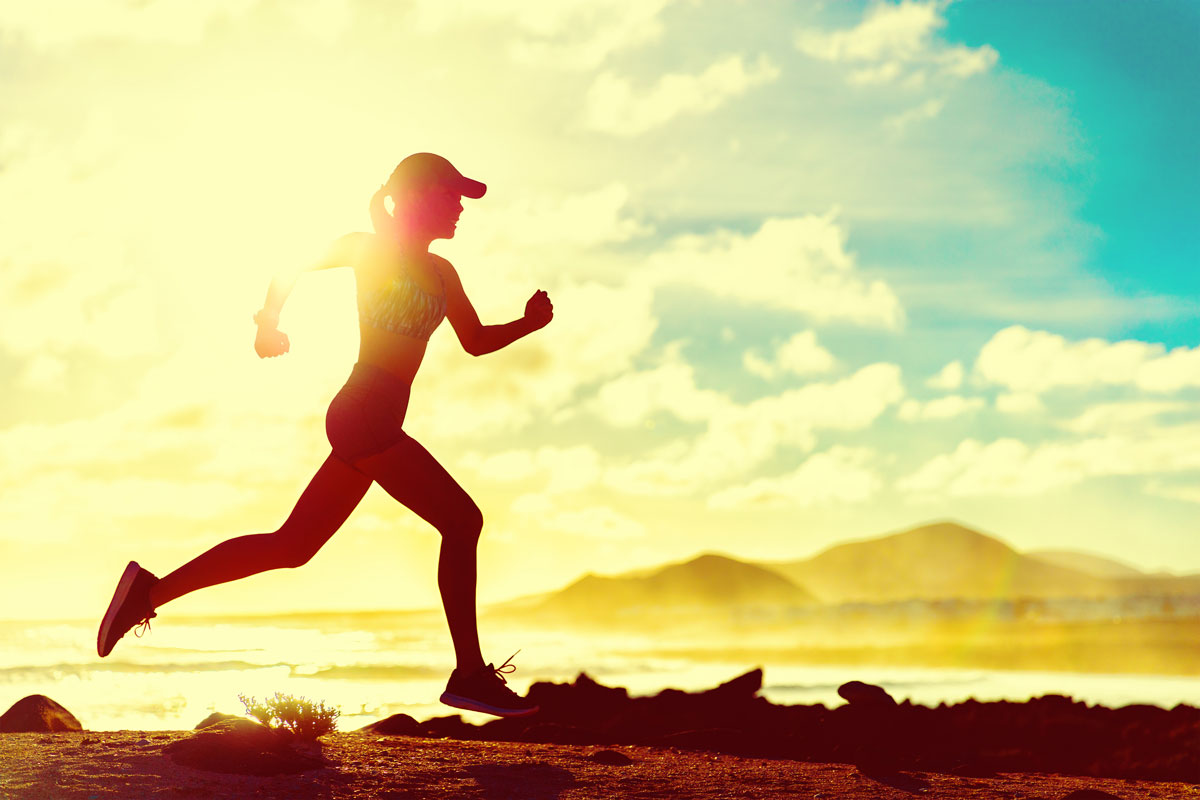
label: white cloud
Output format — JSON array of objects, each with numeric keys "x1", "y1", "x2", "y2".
[
  {"x1": 462, "y1": 445, "x2": 602, "y2": 494},
  {"x1": 936, "y1": 43, "x2": 999, "y2": 79},
  {"x1": 797, "y1": 1, "x2": 942, "y2": 62},
  {"x1": 1061, "y1": 401, "x2": 1192, "y2": 434},
  {"x1": 0, "y1": 471, "x2": 254, "y2": 543},
  {"x1": 796, "y1": 0, "x2": 997, "y2": 87},
  {"x1": 1144, "y1": 481, "x2": 1200, "y2": 505},
  {"x1": 848, "y1": 61, "x2": 903, "y2": 86},
  {"x1": 509, "y1": 1, "x2": 675, "y2": 69},
  {"x1": 410, "y1": 0, "x2": 674, "y2": 69},
  {"x1": 708, "y1": 446, "x2": 880, "y2": 510},
  {"x1": 883, "y1": 97, "x2": 945, "y2": 134},
  {"x1": 975, "y1": 326, "x2": 1200, "y2": 394},
  {"x1": 468, "y1": 183, "x2": 652, "y2": 249},
  {"x1": 645, "y1": 213, "x2": 905, "y2": 329},
  {"x1": 414, "y1": 280, "x2": 658, "y2": 438},
  {"x1": 898, "y1": 394, "x2": 985, "y2": 421},
  {"x1": 590, "y1": 346, "x2": 730, "y2": 427},
  {"x1": 583, "y1": 54, "x2": 780, "y2": 136},
  {"x1": 742, "y1": 330, "x2": 836, "y2": 380},
  {"x1": 900, "y1": 426, "x2": 1200, "y2": 497},
  {"x1": 0, "y1": 0, "x2": 260, "y2": 47},
  {"x1": 926, "y1": 360, "x2": 963, "y2": 390},
  {"x1": 18, "y1": 354, "x2": 68, "y2": 390},
  {"x1": 605, "y1": 362, "x2": 904, "y2": 495},
  {"x1": 547, "y1": 505, "x2": 645, "y2": 539},
  {"x1": 995, "y1": 392, "x2": 1044, "y2": 415}
]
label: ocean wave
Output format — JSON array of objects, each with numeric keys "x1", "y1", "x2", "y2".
[
  {"x1": 298, "y1": 663, "x2": 445, "y2": 681},
  {"x1": 0, "y1": 660, "x2": 288, "y2": 681}
]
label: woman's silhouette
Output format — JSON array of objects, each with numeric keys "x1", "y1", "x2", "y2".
[{"x1": 97, "y1": 153, "x2": 551, "y2": 717}]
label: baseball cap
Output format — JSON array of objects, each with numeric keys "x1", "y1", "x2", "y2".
[{"x1": 387, "y1": 153, "x2": 486, "y2": 199}]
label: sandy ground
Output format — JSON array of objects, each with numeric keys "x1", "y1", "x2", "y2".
[{"x1": 1, "y1": 730, "x2": 1198, "y2": 800}]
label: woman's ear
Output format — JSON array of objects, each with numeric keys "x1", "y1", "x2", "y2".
[{"x1": 369, "y1": 185, "x2": 393, "y2": 233}]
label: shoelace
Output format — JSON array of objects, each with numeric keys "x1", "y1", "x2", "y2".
[
  {"x1": 132, "y1": 611, "x2": 157, "y2": 638},
  {"x1": 492, "y1": 649, "x2": 521, "y2": 685}
]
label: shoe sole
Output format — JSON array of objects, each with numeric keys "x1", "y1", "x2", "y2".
[
  {"x1": 97, "y1": 561, "x2": 141, "y2": 658},
  {"x1": 439, "y1": 691, "x2": 539, "y2": 718}
]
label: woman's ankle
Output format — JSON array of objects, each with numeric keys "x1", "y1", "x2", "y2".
[
  {"x1": 456, "y1": 657, "x2": 486, "y2": 675},
  {"x1": 147, "y1": 580, "x2": 166, "y2": 611}
]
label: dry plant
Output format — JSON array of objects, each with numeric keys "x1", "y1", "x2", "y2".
[{"x1": 237, "y1": 691, "x2": 340, "y2": 740}]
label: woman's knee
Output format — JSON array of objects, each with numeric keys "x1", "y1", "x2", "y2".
[
  {"x1": 270, "y1": 527, "x2": 321, "y2": 569},
  {"x1": 440, "y1": 502, "x2": 483, "y2": 543}
]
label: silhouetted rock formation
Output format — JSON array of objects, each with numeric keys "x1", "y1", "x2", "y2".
[
  {"x1": 837, "y1": 680, "x2": 897, "y2": 709},
  {"x1": 366, "y1": 670, "x2": 1200, "y2": 784},
  {"x1": 361, "y1": 713, "x2": 421, "y2": 735},
  {"x1": 0, "y1": 695, "x2": 83, "y2": 732},
  {"x1": 195, "y1": 712, "x2": 243, "y2": 729},
  {"x1": 164, "y1": 718, "x2": 324, "y2": 776}
]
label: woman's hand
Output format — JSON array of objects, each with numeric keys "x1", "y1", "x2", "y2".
[
  {"x1": 524, "y1": 289, "x2": 553, "y2": 330},
  {"x1": 254, "y1": 324, "x2": 291, "y2": 358}
]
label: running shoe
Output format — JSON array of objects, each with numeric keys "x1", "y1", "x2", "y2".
[
  {"x1": 439, "y1": 651, "x2": 539, "y2": 717},
  {"x1": 97, "y1": 561, "x2": 158, "y2": 658}
]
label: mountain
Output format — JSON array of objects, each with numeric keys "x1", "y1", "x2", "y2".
[
  {"x1": 510, "y1": 553, "x2": 816, "y2": 621},
  {"x1": 764, "y1": 521, "x2": 1090, "y2": 603},
  {"x1": 1026, "y1": 550, "x2": 1150, "y2": 579},
  {"x1": 488, "y1": 521, "x2": 1200, "y2": 628},
  {"x1": 764, "y1": 521, "x2": 1200, "y2": 603}
]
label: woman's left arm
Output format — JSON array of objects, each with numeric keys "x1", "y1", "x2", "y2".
[{"x1": 438, "y1": 258, "x2": 553, "y2": 356}]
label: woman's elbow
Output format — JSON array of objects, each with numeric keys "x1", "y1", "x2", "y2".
[{"x1": 461, "y1": 335, "x2": 484, "y2": 357}]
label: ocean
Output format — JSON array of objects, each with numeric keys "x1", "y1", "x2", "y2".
[{"x1": 2, "y1": 613, "x2": 1197, "y2": 732}]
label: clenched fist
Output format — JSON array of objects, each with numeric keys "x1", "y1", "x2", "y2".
[
  {"x1": 525, "y1": 289, "x2": 553, "y2": 330},
  {"x1": 254, "y1": 325, "x2": 291, "y2": 358}
]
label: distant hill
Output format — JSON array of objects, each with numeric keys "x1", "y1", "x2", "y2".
[
  {"x1": 1026, "y1": 549, "x2": 1150, "y2": 579},
  {"x1": 498, "y1": 553, "x2": 816, "y2": 622},
  {"x1": 488, "y1": 521, "x2": 1200, "y2": 628},
  {"x1": 764, "y1": 521, "x2": 1200, "y2": 603}
]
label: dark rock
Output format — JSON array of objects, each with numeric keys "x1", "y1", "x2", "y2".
[
  {"x1": 526, "y1": 672, "x2": 629, "y2": 726},
  {"x1": 163, "y1": 718, "x2": 324, "y2": 776},
  {"x1": 1061, "y1": 791, "x2": 1124, "y2": 800},
  {"x1": 837, "y1": 681, "x2": 897, "y2": 709},
  {"x1": 0, "y1": 695, "x2": 83, "y2": 732},
  {"x1": 361, "y1": 713, "x2": 421, "y2": 736},
  {"x1": 399, "y1": 669, "x2": 1200, "y2": 784},
  {"x1": 589, "y1": 749, "x2": 633, "y2": 766},
  {"x1": 709, "y1": 668, "x2": 762, "y2": 699},
  {"x1": 421, "y1": 715, "x2": 477, "y2": 740},
  {"x1": 195, "y1": 712, "x2": 243, "y2": 729}
]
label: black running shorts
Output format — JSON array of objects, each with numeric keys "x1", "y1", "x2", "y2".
[{"x1": 325, "y1": 362, "x2": 412, "y2": 464}]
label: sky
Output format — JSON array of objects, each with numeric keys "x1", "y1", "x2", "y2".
[{"x1": 1, "y1": 0, "x2": 1198, "y2": 621}]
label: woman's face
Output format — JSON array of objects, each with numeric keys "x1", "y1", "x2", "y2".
[{"x1": 398, "y1": 185, "x2": 464, "y2": 241}]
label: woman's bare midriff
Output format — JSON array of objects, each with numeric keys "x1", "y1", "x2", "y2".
[{"x1": 357, "y1": 324, "x2": 428, "y2": 385}]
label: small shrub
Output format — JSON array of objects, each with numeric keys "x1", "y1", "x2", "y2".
[{"x1": 237, "y1": 691, "x2": 340, "y2": 740}]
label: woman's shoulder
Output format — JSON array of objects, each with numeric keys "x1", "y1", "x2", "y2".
[
  {"x1": 427, "y1": 253, "x2": 461, "y2": 286},
  {"x1": 428, "y1": 252, "x2": 459, "y2": 273},
  {"x1": 327, "y1": 232, "x2": 401, "y2": 276}
]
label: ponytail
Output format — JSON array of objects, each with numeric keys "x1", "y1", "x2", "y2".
[{"x1": 369, "y1": 184, "x2": 392, "y2": 234}]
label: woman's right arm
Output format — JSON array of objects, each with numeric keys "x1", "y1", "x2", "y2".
[{"x1": 253, "y1": 232, "x2": 374, "y2": 358}]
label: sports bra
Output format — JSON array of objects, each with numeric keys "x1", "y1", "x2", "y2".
[{"x1": 359, "y1": 261, "x2": 447, "y2": 342}]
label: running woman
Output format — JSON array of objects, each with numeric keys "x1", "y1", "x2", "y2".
[{"x1": 97, "y1": 153, "x2": 552, "y2": 717}]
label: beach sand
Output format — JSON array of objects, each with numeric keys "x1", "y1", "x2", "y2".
[{"x1": 2, "y1": 729, "x2": 1196, "y2": 800}]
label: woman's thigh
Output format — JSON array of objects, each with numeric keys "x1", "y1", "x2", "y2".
[
  {"x1": 278, "y1": 453, "x2": 373, "y2": 543},
  {"x1": 354, "y1": 433, "x2": 481, "y2": 535}
]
